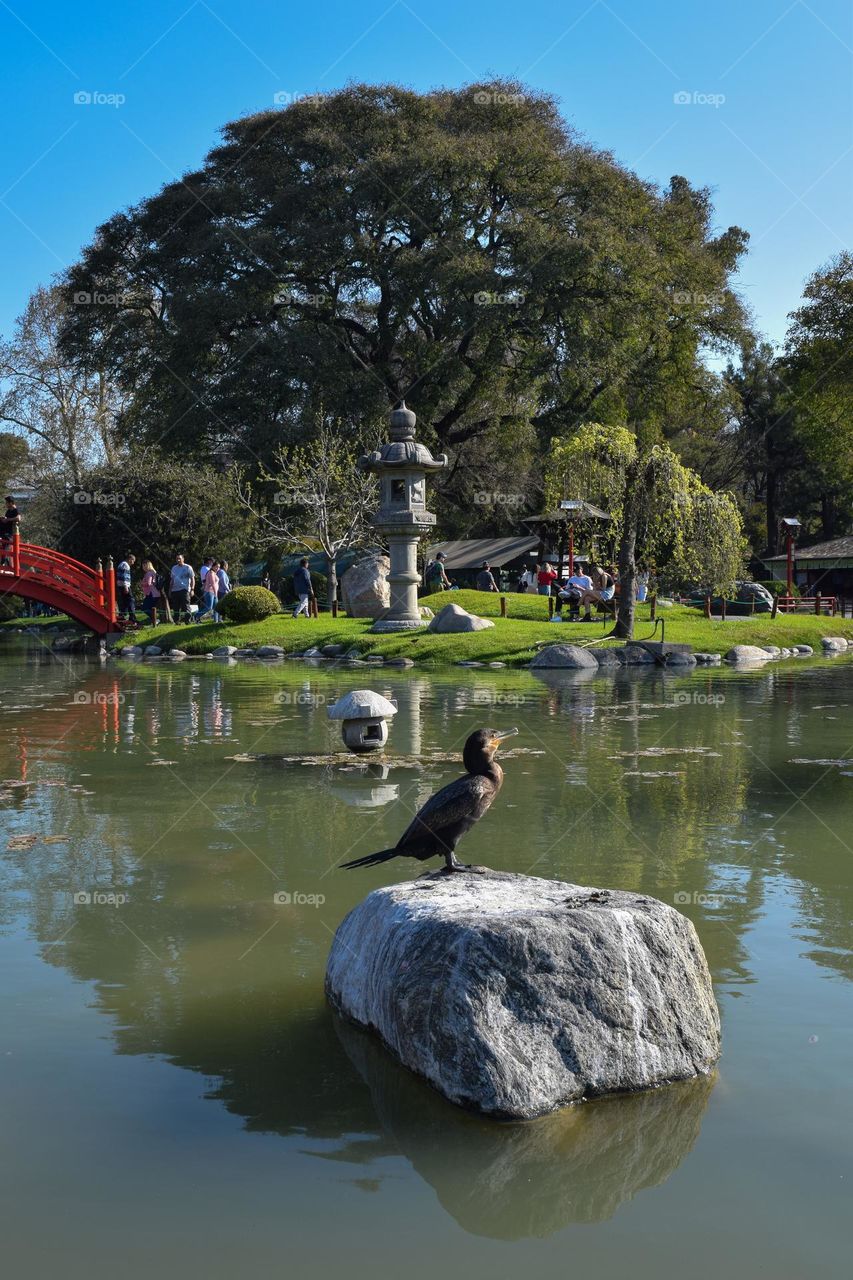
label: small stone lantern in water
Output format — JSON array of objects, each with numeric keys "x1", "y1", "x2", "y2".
[
  {"x1": 328, "y1": 689, "x2": 398, "y2": 753},
  {"x1": 359, "y1": 402, "x2": 447, "y2": 632}
]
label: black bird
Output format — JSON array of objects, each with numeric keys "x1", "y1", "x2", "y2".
[{"x1": 340, "y1": 727, "x2": 518, "y2": 873}]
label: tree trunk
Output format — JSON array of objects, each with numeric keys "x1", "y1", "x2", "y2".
[
  {"x1": 613, "y1": 510, "x2": 638, "y2": 639},
  {"x1": 326, "y1": 553, "x2": 338, "y2": 611},
  {"x1": 765, "y1": 458, "x2": 779, "y2": 554}
]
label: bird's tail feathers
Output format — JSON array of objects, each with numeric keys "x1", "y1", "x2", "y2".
[{"x1": 339, "y1": 847, "x2": 398, "y2": 870}]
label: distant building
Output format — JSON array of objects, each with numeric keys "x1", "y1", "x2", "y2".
[{"x1": 763, "y1": 535, "x2": 853, "y2": 598}]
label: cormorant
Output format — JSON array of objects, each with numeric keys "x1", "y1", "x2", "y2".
[{"x1": 340, "y1": 727, "x2": 518, "y2": 873}]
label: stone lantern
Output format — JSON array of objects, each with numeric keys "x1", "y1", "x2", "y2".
[
  {"x1": 359, "y1": 402, "x2": 447, "y2": 632},
  {"x1": 328, "y1": 689, "x2": 398, "y2": 753}
]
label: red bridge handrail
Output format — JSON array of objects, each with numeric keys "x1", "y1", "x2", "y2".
[{"x1": 1, "y1": 532, "x2": 116, "y2": 633}]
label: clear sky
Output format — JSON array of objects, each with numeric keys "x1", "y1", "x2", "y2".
[{"x1": 1, "y1": 0, "x2": 851, "y2": 347}]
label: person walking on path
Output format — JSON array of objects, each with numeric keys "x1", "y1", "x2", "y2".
[
  {"x1": 537, "y1": 563, "x2": 558, "y2": 596},
  {"x1": 292, "y1": 557, "x2": 314, "y2": 618},
  {"x1": 0, "y1": 495, "x2": 20, "y2": 566},
  {"x1": 140, "y1": 559, "x2": 161, "y2": 624},
  {"x1": 475, "y1": 562, "x2": 499, "y2": 592},
  {"x1": 425, "y1": 551, "x2": 451, "y2": 592},
  {"x1": 116, "y1": 553, "x2": 137, "y2": 623},
  {"x1": 217, "y1": 560, "x2": 230, "y2": 619},
  {"x1": 198, "y1": 557, "x2": 218, "y2": 619},
  {"x1": 169, "y1": 555, "x2": 195, "y2": 622},
  {"x1": 516, "y1": 563, "x2": 536, "y2": 593}
]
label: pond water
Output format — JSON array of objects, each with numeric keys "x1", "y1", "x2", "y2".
[{"x1": 0, "y1": 639, "x2": 851, "y2": 1278}]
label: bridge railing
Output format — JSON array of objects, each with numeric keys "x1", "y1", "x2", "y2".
[{"x1": 2, "y1": 533, "x2": 116, "y2": 624}]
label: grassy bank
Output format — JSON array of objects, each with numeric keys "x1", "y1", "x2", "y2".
[
  {"x1": 113, "y1": 591, "x2": 853, "y2": 666},
  {"x1": 0, "y1": 614, "x2": 72, "y2": 630}
]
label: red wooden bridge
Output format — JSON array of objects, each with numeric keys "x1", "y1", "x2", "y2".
[{"x1": 0, "y1": 533, "x2": 118, "y2": 635}]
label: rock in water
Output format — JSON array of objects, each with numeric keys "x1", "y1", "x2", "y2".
[
  {"x1": 530, "y1": 643, "x2": 598, "y2": 669},
  {"x1": 326, "y1": 870, "x2": 720, "y2": 1118}
]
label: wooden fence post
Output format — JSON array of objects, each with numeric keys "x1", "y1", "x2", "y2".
[
  {"x1": 547, "y1": 595, "x2": 554, "y2": 618},
  {"x1": 500, "y1": 595, "x2": 507, "y2": 617},
  {"x1": 815, "y1": 593, "x2": 821, "y2": 616},
  {"x1": 650, "y1": 593, "x2": 657, "y2": 622},
  {"x1": 771, "y1": 595, "x2": 779, "y2": 619}
]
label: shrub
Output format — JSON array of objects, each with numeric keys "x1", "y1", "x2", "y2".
[{"x1": 217, "y1": 586, "x2": 281, "y2": 624}]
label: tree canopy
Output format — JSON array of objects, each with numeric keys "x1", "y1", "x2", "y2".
[{"x1": 59, "y1": 80, "x2": 748, "y2": 504}]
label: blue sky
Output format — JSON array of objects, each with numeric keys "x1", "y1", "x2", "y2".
[{"x1": 1, "y1": 0, "x2": 851, "y2": 346}]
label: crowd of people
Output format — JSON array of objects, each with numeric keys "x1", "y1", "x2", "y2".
[
  {"x1": 515, "y1": 560, "x2": 619, "y2": 621},
  {"x1": 114, "y1": 553, "x2": 232, "y2": 626},
  {"x1": 423, "y1": 549, "x2": 637, "y2": 621}
]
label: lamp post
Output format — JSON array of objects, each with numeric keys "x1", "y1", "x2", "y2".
[{"x1": 359, "y1": 402, "x2": 447, "y2": 632}]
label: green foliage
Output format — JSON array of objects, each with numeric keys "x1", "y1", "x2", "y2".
[
  {"x1": 217, "y1": 585, "x2": 281, "y2": 623},
  {"x1": 58, "y1": 81, "x2": 747, "y2": 487},
  {"x1": 0, "y1": 595, "x2": 26, "y2": 621},
  {"x1": 46, "y1": 450, "x2": 253, "y2": 573},
  {"x1": 0, "y1": 433, "x2": 30, "y2": 492},
  {"x1": 545, "y1": 422, "x2": 747, "y2": 596},
  {"x1": 784, "y1": 253, "x2": 853, "y2": 538}
]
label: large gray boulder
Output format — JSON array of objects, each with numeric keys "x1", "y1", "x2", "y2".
[
  {"x1": 530, "y1": 643, "x2": 598, "y2": 669},
  {"x1": 821, "y1": 636, "x2": 849, "y2": 651},
  {"x1": 326, "y1": 870, "x2": 720, "y2": 1119},
  {"x1": 340, "y1": 552, "x2": 391, "y2": 619},
  {"x1": 724, "y1": 644, "x2": 773, "y2": 663},
  {"x1": 427, "y1": 603, "x2": 495, "y2": 633}
]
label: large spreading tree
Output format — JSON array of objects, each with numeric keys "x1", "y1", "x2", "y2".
[{"x1": 58, "y1": 81, "x2": 748, "y2": 509}]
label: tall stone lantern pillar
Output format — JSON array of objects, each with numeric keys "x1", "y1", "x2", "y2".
[{"x1": 359, "y1": 402, "x2": 447, "y2": 632}]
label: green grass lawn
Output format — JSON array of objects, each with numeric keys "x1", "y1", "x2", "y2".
[
  {"x1": 113, "y1": 591, "x2": 853, "y2": 666},
  {"x1": 0, "y1": 614, "x2": 72, "y2": 630}
]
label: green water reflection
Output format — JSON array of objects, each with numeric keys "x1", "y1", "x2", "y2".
[{"x1": 0, "y1": 643, "x2": 851, "y2": 1276}]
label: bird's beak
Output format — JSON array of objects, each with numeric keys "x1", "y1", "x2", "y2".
[{"x1": 491, "y1": 728, "x2": 519, "y2": 748}]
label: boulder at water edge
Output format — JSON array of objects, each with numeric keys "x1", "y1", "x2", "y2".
[
  {"x1": 530, "y1": 643, "x2": 598, "y2": 669},
  {"x1": 427, "y1": 603, "x2": 495, "y2": 633},
  {"x1": 325, "y1": 870, "x2": 720, "y2": 1119},
  {"x1": 724, "y1": 644, "x2": 773, "y2": 663}
]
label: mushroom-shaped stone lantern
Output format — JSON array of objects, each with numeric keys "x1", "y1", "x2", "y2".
[{"x1": 328, "y1": 689, "x2": 398, "y2": 754}]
